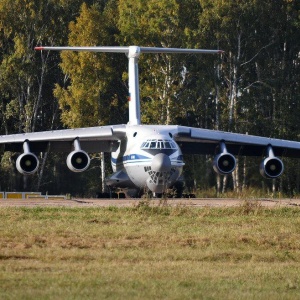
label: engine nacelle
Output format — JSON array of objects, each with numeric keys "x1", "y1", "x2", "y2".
[
  {"x1": 67, "y1": 150, "x2": 90, "y2": 172},
  {"x1": 260, "y1": 157, "x2": 284, "y2": 179},
  {"x1": 213, "y1": 152, "x2": 236, "y2": 175},
  {"x1": 16, "y1": 152, "x2": 39, "y2": 175}
]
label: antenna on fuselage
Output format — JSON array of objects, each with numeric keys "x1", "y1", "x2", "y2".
[{"x1": 35, "y1": 45, "x2": 223, "y2": 125}]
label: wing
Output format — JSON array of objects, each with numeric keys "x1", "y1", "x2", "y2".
[
  {"x1": 174, "y1": 126, "x2": 300, "y2": 157},
  {"x1": 0, "y1": 125, "x2": 127, "y2": 153}
]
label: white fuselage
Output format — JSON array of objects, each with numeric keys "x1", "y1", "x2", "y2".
[{"x1": 110, "y1": 125, "x2": 184, "y2": 194}]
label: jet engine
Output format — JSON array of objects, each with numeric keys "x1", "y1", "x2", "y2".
[
  {"x1": 259, "y1": 145, "x2": 284, "y2": 178},
  {"x1": 67, "y1": 138, "x2": 90, "y2": 172},
  {"x1": 213, "y1": 142, "x2": 236, "y2": 175},
  {"x1": 16, "y1": 141, "x2": 39, "y2": 175}
]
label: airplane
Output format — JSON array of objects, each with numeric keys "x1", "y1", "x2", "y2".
[{"x1": 0, "y1": 45, "x2": 300, "y2": 197}]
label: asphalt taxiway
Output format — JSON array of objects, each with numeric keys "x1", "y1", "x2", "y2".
[{"x1": 0, "y1": 198, "x2": 300, "y2": 208}]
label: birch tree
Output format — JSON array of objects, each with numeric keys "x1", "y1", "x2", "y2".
[
  {"x1": 197, "y1": 0, "x2": 300, "y2": 193},
  {"x1": 118, "y1": 0, "x2": 202, "y2": 125},
  {"x1": 0, "y1": 0, "x2": 81, "y2": 190}
]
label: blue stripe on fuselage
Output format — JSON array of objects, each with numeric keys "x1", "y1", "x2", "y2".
[{"x1": 111, "y1": 154, "x2": 151, "y2": 165}]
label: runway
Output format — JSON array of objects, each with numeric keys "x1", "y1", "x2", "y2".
[{"x1": 0, "y1": 198, "x2": 300, "y2": 208}]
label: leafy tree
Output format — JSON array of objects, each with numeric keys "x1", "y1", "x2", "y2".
[
  {"x1": 0, "y1": 0, "x2": 83, "y2": 190},
  {"x1": 118, "y1": 0, "x2": 203, "y2": 125},
  {"x1": 196, "y1": 0, "x2": 300, "y2": 193},
  {"x1": 54, "y1": 2, "x2": 127, "y2": 128}
]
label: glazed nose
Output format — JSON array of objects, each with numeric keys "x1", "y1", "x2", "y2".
[{"x1": 151, "y1": 153, "x2": 171, "y2": 172}]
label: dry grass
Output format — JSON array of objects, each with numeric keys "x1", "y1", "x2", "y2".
[{"x1": 1, "y1": 205, "x2": 300, "y2": 299}]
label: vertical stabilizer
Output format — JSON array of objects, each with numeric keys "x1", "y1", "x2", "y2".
[
  {"x1": 127, "y1": 46, "x2": 141, "y2": 125},
  {"x1": 35, "y1": 46, "x2": 222, "y2": 126}
]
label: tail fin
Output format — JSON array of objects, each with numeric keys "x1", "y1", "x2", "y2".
[{"x1": 35, "y1": 46, "x2": 223, "y2": 125}]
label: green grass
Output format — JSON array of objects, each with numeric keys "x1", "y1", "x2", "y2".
[{"x1": 1, "y1": 204, "x2": 300, "y2": 299}]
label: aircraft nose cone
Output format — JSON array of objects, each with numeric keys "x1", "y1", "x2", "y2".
[{"x1": 151, "y1": 153, "x2": 171, "y2": 172}]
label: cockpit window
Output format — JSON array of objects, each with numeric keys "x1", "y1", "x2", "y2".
[
  {"x1": 170, "y1": 142, "x2": 176, "y2": 148},
  {"x1": 141, "y1": 139, "x2": 177, "y2": 149},
  {"x1": 150, "y1": 141, "x2": 156, "y2": 148},
  {"x1": 164, "y1": 141, "x2": 171, "y2": 148}
]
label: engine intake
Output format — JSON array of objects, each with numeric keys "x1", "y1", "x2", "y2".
[
  {"x1": 260, "y1": 145, "x2": 284, "y2": 179},
  {"x1": 67, "y1": 138, "x2": 90, "y2": 172},
  {"x1": 67, "y1": 150, "x2": 90, "y2": 172},
  {"x1": 16, "y1": 141, "x2": 39, "y2": 175},
  {"x1": 213, "y1": 142, "x2": 236, "y2": 175},
  {"x1": 213, "y1": 153, "x2": 236, "y2": 175}
]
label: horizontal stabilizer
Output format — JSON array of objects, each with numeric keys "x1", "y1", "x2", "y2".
[{"x1": 35, "y1": 46, "x2": 223, "y2": 54}]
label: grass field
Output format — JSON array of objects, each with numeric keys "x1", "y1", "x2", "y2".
[{"x1": 1, "y1": 202, "x2": 300, "y2": 299}]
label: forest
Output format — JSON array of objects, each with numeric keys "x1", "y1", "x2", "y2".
[{"x1": 0, "y1": 0, "x2": 299, "y2": 197}]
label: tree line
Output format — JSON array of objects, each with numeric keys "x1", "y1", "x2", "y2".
[{"x1": 0, "y1": 0, "x2": 299, "y2": 196}]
